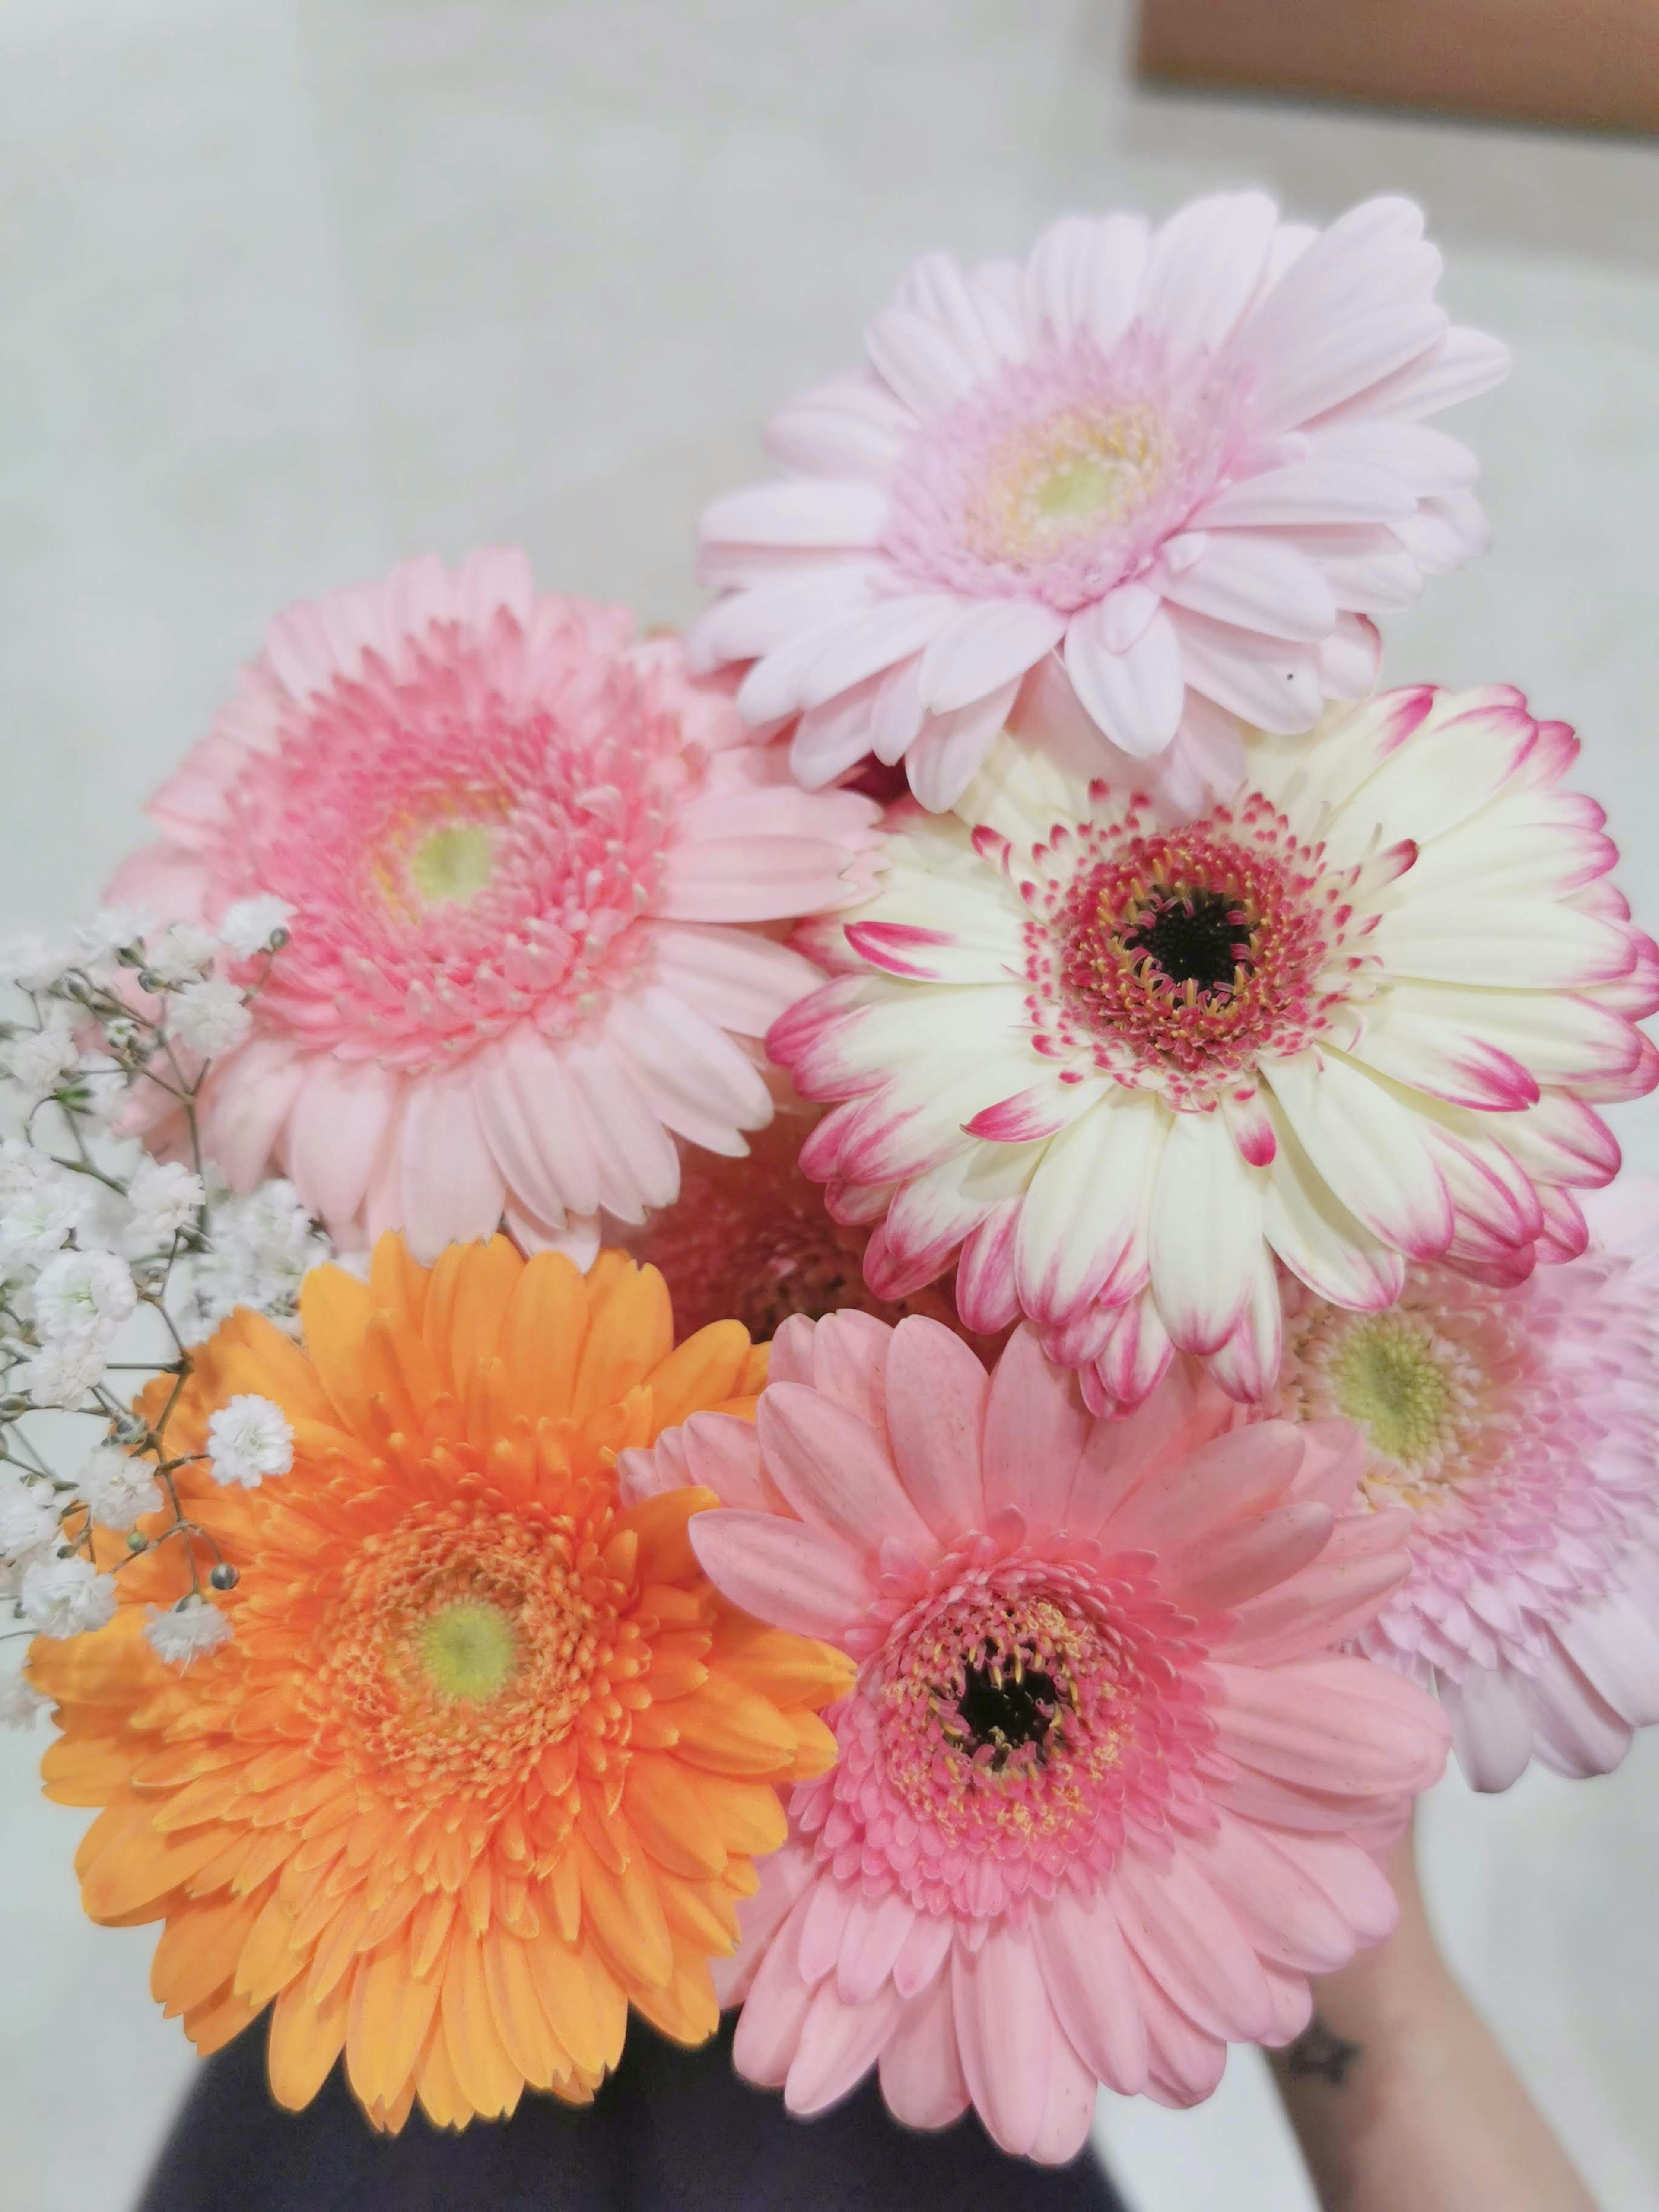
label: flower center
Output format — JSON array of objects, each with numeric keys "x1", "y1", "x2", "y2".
[
  {"x1": 308, "y1": 1489, "x2": 635, "y2": 1805},
  {"x1": 950, "y1": 1646, "x2": 1062, "y2": 1769},
  {"x1": 973, "y1": 405, "x2": 1166, "y2": 565},
  {"x1": 409, "y1": 821, "x2": 497, "y2": 907},
  {"x1": 1278, "y1": 1293, "x2": 1498, "y2": 1511},
  {"x1": 418, "y1": 1597, "x2": 518, "y2": 1702},
  {"x1": 1051, "y1": 815, "x2": 1341, "y2": 1097},
  {"x1": 1328, "y1": 1315, "x2": 1456, "y2": 1470},
  {"x1": 822, "y1": 1554, "x2": 1216, "y2": 1920},
  {"x1": 1120, "y1": 883, "x2": 1253, "y2": 999}
]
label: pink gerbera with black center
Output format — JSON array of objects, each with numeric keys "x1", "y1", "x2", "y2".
[
  {"x1": 621, "y1": 1316, "x2": 1448, "y2": 2161},
  {"x1": 694, "y1": 193, "x2": 1506, "y2": 811},
  {"x1": 107, "y1": 551, "x2": 882, "y2": 1262}
]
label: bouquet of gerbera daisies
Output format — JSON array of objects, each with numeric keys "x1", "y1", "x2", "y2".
[{"x1": 5, "y1": 191, "x2": 1656, "y2": 2173}]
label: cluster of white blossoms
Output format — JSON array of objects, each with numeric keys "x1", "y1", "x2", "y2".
[{"x1": 0, "y1": 901, "x2": 305, "y2": 1710}]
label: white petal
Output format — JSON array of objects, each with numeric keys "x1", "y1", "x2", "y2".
[
  {"x1": 1370, "y1": 896, "x2": 1634, "y2": 992},
  {"x1": 1140, "y1": 191, "x2": 1279, "y2": 354},
  {"x1": 799, "y1": 597, "x2": 960, "y2": 710},
  {"x1": 916, "y1": 601, "x2": 1065, "y2": 715},
  {"x1": 1170, "y1": 610, "x2": 1322, "y2": 733},
  {"x1": 1191, "y1": 461, "x2": 1415, "y2": 531},
  {"x1": 904, "y1": 683, "x2": 1021, "y2": 810},
  {"x1": 1147, "y1": 1110, "x2": 1263, "y2": 1354},
  {"x1": 865, "y1": 305, "x2": 978, "y2": 415},
  {"x1": 1162, "y1": 534, "x2": 1336, "y2": 643},
  {"x1": 1262, "y1": 1050, "x2": 1452, "y2": 1261},
  {"x1": 1062, "y1": 601, "x2": 1185, "y2": 757},
  {"x1": 700, "y1": 478, "x2": 888, "y2": 549},
  {"x1": 1015, "y1": 1090, "x2": 1168, "y2": 1324}
]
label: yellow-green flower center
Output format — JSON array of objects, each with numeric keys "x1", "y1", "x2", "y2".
[
  {"x1": 418, "y1": 1598, "x2": 520, "y2": 1703},
  {"x1": 974, "y1": 405, "x2": 1166, "y2": 561},
  {"x1": 1327, "y1": 1313, "x2": 1455, "y2": 1470},
  {"x1": 410, "y1": 821, "x2": 496, "y2": 906}
]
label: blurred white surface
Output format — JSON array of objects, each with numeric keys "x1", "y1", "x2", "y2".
[{"x1": 3, "y1": 3, "x2": 1659, "y2": 2207}]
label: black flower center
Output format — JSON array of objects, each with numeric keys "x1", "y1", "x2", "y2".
[
  {"x1": 956, "y1": 1653, "x2": 1059, "y2": 1766},
  {"x1": 1121, "y1": 885, "x2": 1250, "y2": 997}
]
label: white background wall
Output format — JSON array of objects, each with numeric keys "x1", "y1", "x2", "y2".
[{"x1": 3, "y1": 3, "x2": 1658, "y2": 2205}]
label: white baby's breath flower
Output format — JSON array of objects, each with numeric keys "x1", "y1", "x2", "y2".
[
  {"x1": 10, "y1": 1337, "x2": 110, "y2": 1407},
  {"x1": 0, "y1": 1144, "x2": 92, "y2": 1274},
  {"x1": 74, "y1": 1443, "x2": 162, "y2": 1533},
  {"x1": 19, "y1": 1554, "x2": 117, "y2": 1638},
  {"x1": 0, "y1": 1010, "x2": 83, "y2": 1106},
  {"x1": 0, "y1": 931, "x2": 71, "y2": 995},
  {"x1": 144, "y1": 1595, "x2": 233, "y2": 1669},
  {"x1": 127, "y1": 1157, "x2": 204, "y2": 1248},
  {"x1": 206, "y1": 1394, "x2": 293, "y2": 1488},
  {"x1": 76, "y1": 905, "x2": 155, "y2": 966},
  {"x1": 170, "y1": 977, "x2": 252, "y2": 1057},
  {"x1": 0, "y1": 1672, "x2": 48, "y2": 1728},
  {"x1": 144, "y1": 922, "x2": 218, "y2": 988},
  {"x1": 0, "y1": 1470, "x2": 62, "y2": 1563},
  {"x1": 33, "y1": 1247, "x2": 138, "y2": 1343},
  {"x1": 187, "y1": 1176, "x2": 327, "y2": 1337},
  {"x1": 218, "y1": 896, "x2": 294, "y2": 960}
]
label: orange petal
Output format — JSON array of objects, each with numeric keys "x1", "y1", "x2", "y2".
[
  {"x1": 622, "y1": 1758, "x2": 728, "y2": 1881},
  {"x1": 268, "y1": 1971, "x2": 351, "y2": 2112},
  {"x1": 572, "y1": 1831, "x2": 673, "y2": 1991},
  {"x1": 446, "y1": 1236, "x2": 525, "y2": 1382},
  {"x1": 628, "y1": 1939, "x2": 721, "y2": 2048},
  {"x1": 439, "y1": 1929, "x2": 523, "y2": 2121},
  {"x1": 500, "y1": 1252, "x2": 590, "y2": 1421},
  {"x1": 645, "y1": 1322, "x2": 753, "y2": 1437},
  {"x1": 572, "y1": 1263, "x2": 673, "y2": 1421},
  {"x1": 346, "y1": 1941, "x2": 440, "y2": 2115}
]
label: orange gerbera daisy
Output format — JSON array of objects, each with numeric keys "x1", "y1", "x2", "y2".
[{"x1": 31, "y1": 1236, "x2": 852, "y2": 2133}]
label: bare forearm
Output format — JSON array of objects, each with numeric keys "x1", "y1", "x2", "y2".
[{"x1": 1269, "y1": 1836, "x2": 1593, "y2": 2212}]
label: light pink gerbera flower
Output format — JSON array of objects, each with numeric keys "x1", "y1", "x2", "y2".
[
  {"x1": 769, "y1": 686, "x2": 1659, "y2": 1411},
  {"x1": 1267, "y1": 1179, "x2": 1659, "y2": 1791},
  {"x1": 620, "y1": 1316, "x2": 1449, "y2": 2159},
  {"x1": 693, "y1": 194, "x2": 1506, "y2": 811},
  {"x1": 107, "y1": 552, "x2": 882, "y2": 1262}
]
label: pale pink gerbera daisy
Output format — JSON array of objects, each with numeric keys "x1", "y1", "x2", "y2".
[
  {"x1": 770, "y1": 686, "x2": 1659, "y2": 1412},
  {"x1": 694, "y1": 194, "x2": 1506, "y2": 811},
  {"x1": 107, "y1": 552, "x2": 882, "y2": 1263},
  {"x1": 1267, "y1": 1179, "x2": 1659, "y2": 1791},
  {"x1": 620, "y1": 1317, "x2": 1449, "y2": 2159}
]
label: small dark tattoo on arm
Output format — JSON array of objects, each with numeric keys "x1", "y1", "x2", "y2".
[{"x1": 1285, "y1": 2017, "x2": 1363, "y2": 2086}]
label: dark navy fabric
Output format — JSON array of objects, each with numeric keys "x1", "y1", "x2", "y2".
[{"x1": 138, "y1": 2017, "x2": 1128, "y2": 2211}]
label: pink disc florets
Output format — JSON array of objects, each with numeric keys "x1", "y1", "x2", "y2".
[
  {"x1": 1028, "y1": 792, "x2": 1378, "y2": 1104},
  {"x1": 221, "y1": 603, "x2": 691, "y2": 1065},
  {"x1": 880, "y1": 329, "x2": 1246, "y2": 615},
  {"x1": 803, "y1": 1532, "x2": 1212, "y2": 1924},
  {"x1": 107, "y1": 551, "x2": 883, "y2": 1260}
]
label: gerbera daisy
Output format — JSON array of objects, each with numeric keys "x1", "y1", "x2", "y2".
[
  {"x1": 620, "y1": 1315, "x2": 1447, "y2": 2158},
  {"x1": 627, "y1": 1109, "x2": 1007, "y2": 1358},
  {"x1": 693, "y1": 193, "x2": 1506, "y2": 810},
  {"x1": 30, "y1": 1238, "x2": 852, "y2": 2132},
  {"x1": 1267, "y1": 1179, "x2": 1659, "y2": 1791},
  {"x1": 107, "y1": 551, "x2": 883, "y2": 1264},
  {"x1": 769, "y1": 687, "x2": 1659, "y2": 1411}
]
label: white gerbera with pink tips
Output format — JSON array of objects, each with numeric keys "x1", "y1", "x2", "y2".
[
  {"x1": 694, "y1": 194, "x2": 1506, "y2": 810},
  {"x1": 621, "y1": 1315, "x2": 1447, "y2": 2159},
  {"x1": 108, "y1": 552, "x2": 882, "y2": 1263},
  {"x1": 1269, "y1": 1181, "x2": 1659, "y2": 1790},
  {"x1": 769, "y1": 686, "x2": 1659, "y2": 1411}
]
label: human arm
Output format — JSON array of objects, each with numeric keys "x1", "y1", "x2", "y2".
[{"x1": 1268, "y1": 1822, "x2": 1595, "y2": 2212}]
